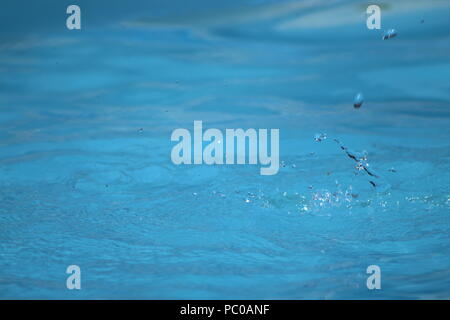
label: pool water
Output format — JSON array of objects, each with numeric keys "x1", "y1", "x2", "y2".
[{"x1": 0, "y1": 0, "x2": 449, "y2": 299}]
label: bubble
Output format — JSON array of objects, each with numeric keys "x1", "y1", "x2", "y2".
[
  {"x1": 353, "y1": 93, "x2": 364, "y2": 109},
  {"x1": 382, "y1": 29, "x2": 397, "y2": 40}
]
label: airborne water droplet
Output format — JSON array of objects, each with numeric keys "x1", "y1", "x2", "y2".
[
  {"x1": 314, "y1": 133, "x2": 327, "y2": 142},
  {"x1": 353, "y1": 93, "x2": 364, "y2": 109},
  {"x1": 382, "y1": 29, "x2": 397, "y2": 40}
]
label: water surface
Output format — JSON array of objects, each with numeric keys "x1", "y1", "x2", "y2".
[{"x1": 0, "y1": 0, "x2": 449, "y2": 299}]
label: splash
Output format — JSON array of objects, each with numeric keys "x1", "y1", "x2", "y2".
[{"x1": 314, "y1": 133, "x2": 391, "y2": 191}]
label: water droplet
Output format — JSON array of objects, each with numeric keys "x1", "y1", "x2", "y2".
[
  {"x1": 353, "y1": 93, "x2": 364, "y2": 109},
  {"x1": 382, "y1": 29, "x2": 397, "y2": 40},
  {"x1": 314, "y1": 133, "x2": 327, "y2": 142}
]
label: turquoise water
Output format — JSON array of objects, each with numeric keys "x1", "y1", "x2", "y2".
[{"x1": 1, "y1": 0, "x2": 449, "y2": 299}]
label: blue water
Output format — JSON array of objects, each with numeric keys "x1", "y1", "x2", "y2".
[{"x1": 1, "y1": 0, "x2": 449, "y2": 299}]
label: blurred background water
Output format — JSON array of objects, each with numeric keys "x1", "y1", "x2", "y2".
[{"x1": 0, "y1": 0, "x2": 449, "y2": 299}]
